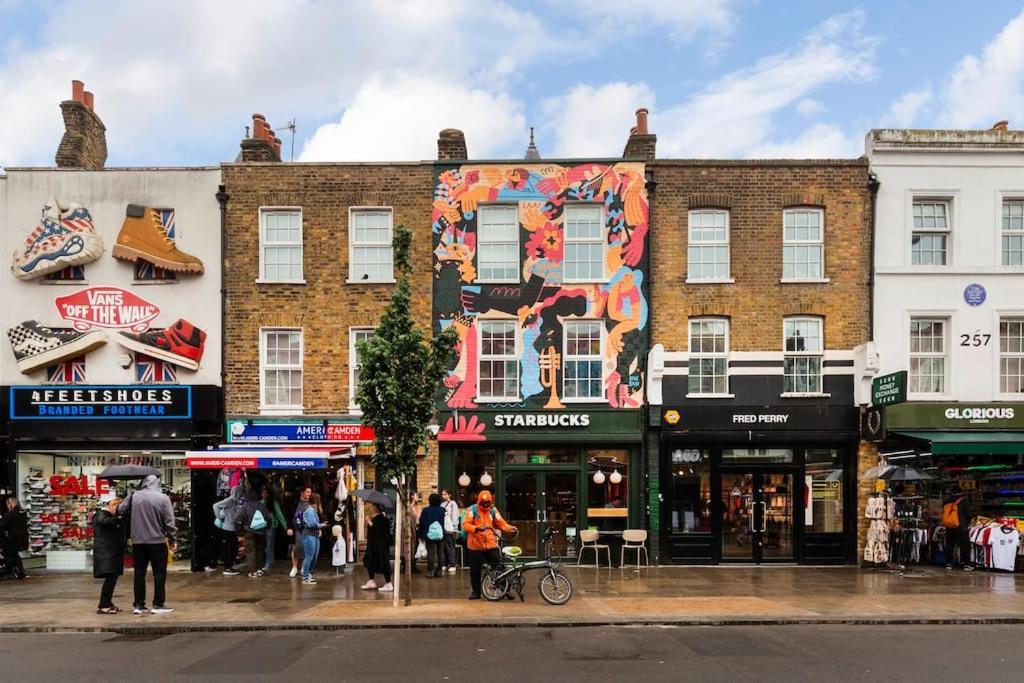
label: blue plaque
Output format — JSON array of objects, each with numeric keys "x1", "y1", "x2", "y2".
[{"x1": 963, "y1": 283, "x2": 986, "y2": 307}]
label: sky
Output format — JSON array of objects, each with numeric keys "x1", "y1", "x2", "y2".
[{"x1": 0, "y1": 1, "x2": 1022, "y2": 167}]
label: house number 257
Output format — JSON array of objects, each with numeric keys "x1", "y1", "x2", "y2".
[{"x1": 959, "y1": 331, "x2": 991, "y2": 347}]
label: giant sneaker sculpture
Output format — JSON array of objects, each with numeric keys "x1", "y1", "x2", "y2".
[
  {"x1": 112, "y1": 204, "x2": 204, "y2": 274},
  {"x1": 116, "y1": 319, "x2": 207, "y2": 371},
  {"x1": 11, "y1": 198, "x2": 105, "y2": 280},
  {"x1": 7, "y1": 321, "x2": 107, "y2": 374}
]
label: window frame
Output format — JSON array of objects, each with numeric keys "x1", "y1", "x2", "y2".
[
  {"x1": 562, "y1": 202, "x2": 607, "y2": 284},
  {"x1": 1001, "y1": 198, "x2": 1024, "y2": 268},
  {"x1": 562, "y1": 319, "x2": 606, "y2": 403},
  {"x1": 782, "y1": 316, "x2": 825, "y2": 396},
  {"x1": 259, "y1": 327, "x2": 304, "y2": 415},
  {"x1": 781, "y1": 207, "x2": 827, "y2": 282},
  {"x1": 910, "y1": 198, "x2": 952, "y2": 267},
  {"x1": 476, "y1": 319, "x2": 520, "y2": 403},
  {"x1": 257, "y1": 207, "x2": 305, "y2": 284},
  {"x1": 686, "y1": 317, "x2": 731, "y2": 398},
  {"x1": 686, "y1": 209, "x2": 732, "y2": 283},
  {"x1": 347, "y1": 206, "x2": 395, "y2": 284},
  {"x1": 348, "y1": 326, "x2": 375, "y2": 411},
  {"x1": 907, "y1": 316, "x2": 949, "y2": 397},
  {"x1": 999, "y1": 316, "x2": 1024, "y2": 397},
  {"x1": 476, "y1": 204, "x2": 520, "y2": 284}
]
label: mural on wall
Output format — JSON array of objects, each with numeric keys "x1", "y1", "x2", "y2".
[
  {"x1": 433, "y1": 162, "x2": 650, "y2": 439},
  {"x1": 11, "y1": 197, "x2": 104, "y2": 281}
]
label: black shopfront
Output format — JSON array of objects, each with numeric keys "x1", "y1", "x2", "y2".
[{"x1": 656, "y1": 404, "x2": 858, "y2": 565}]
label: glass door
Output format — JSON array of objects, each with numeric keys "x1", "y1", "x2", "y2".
[
  {"x1": 719, "y1": 471, "x2": 794, "y2": 563},
  {"x1": 503, "y1": 472, "x2": 539, "y2": 556},
  {"x1": 543, "y1": 472, "x2": 578, "y2": 559},
  {"x1": 502, "y1": 471, "x2": 579, "y2": 559}
]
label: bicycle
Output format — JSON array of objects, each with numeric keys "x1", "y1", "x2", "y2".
[{"x1": 481, "y1": 526, "x2": 574, "y2": 605}]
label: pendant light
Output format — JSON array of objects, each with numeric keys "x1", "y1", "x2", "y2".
[
  {"x1": 480, "y1": 472, "x2": 493, "y2": 487},
  {"x1": 458, "y1": 472, "x2": 471, "y2": 488},
  {"x1": 609, "y1": 469, "x2": 622, "y2": 484},
  {"x1": 592, "y1": 470, "x2": 606, "y2": 485}
]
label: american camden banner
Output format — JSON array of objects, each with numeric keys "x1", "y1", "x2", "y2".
[{"x1": 9, "y1": 385, "x2": 192, "y2": 420}]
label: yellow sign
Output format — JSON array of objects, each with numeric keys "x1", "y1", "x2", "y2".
[{"x1": 664, "y1": 410, "x2": 680, "y2": 425}]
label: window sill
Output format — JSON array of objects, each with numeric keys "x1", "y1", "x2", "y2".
[
  {"x1": 348, "y1": 405, "x2": 363, "y2": 416},
  {"x1": 685, "y1": 278, "x2": 735, "y2": 284},
  {"x1": 476, "y1": 278, "x2": 520, "y2": 285},
  {"x1": 38, "y1": 280, "x2": 89, "y2": 286},
  {"x1": 563, "y1": 279, "x2": 611, "y2": 285},
  {"x1": 908, "y1": 394, "x2": 953, "y2": 401},
  {"x1": 685, "y1": 393, "x2": 735, "y2": 399},
  {"x1": 256, "y1": 278, "x2": 306, "y2": 285},
  {"x1": 779, "y1": 392, "x2": 831, "y2": 398},
  {"x1": 133, "y1": 280, "x2": 180, "y2": 286},
  {"x1": 779, "y1": 278, "x2": 830, "y2": 284},
  {"x1": 346, "y1": 278, "x2": 397, "y2": 285},
  {"x1": 259, "y1": 407, "x2": 304, "y2": 416},
  {"x1": 562, "y1": 398, "x2": 609, "y2": 404},
  {"x1": 474, "y1": 397, "x2": 520, "y2": 404}
]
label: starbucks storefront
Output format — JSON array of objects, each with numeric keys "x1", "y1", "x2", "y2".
[{"x1": 437, "y1": 409, "x2": 642, "y2": 562}]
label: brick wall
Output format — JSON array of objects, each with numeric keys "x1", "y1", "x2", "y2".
[
  {"x1": 649, "y1": 160, "x2": 872, "y2": 352},
  {"x1": 55, "y1": 100, "x2": 107, "y2": 169}
]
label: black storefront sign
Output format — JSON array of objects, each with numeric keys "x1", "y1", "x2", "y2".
[
  {"x1": 10, "y1": 385, "x2": 192, "y2": 420},
  {"x1": 661, "y1": 404, "x2": 858, "y2": 441}
]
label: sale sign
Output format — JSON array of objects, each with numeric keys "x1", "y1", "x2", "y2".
[{"x1": 54, "y1": 286, "x2": 160, "y2": 332}]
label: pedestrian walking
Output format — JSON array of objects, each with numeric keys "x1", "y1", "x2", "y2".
[
  {"x1": 237, "y1": 489, "x2": 271, "y2": 578},
  {"x1": 213, "y1": 482, "x2": 244, "y2": 576},
  {"x1": 361, "y1": 503, "x2": 393, "y2": 592},
  {"x1": 418, "y1": 493, "x2": 447, "y2": 578},
  {"x1": 289, "y1": 487, "x2": 311, "y2": 578},
  {"x1": 441, "y1": 489, "x2": 460, "y2": 573},
  {"x1": 300, "y1": 492, "x2": 326, "y2": 584},
  {"x1": 0, "y1": 497, "x2": 28, "y2": 580},
  {"x1": 117, "y1": 475, "x2": 176, "y2": 615},
  {"x1": 262, "y1": 487, "x2": 289, "y2": 572},
  {"x1": 93, "y1": 495, "x2": 125, "y2": 614}
]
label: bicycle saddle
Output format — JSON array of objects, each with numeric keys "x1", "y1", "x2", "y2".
[{"x1": 502, "y1": 546, "x2": 523, "y2": 557}]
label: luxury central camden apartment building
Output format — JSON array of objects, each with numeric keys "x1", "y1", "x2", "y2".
[{"x1": 3, "y1": 83, "x2": 1022, "y2": 572}]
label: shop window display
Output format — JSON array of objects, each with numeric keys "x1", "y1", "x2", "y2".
[
  {"x1": 668, "y1": 448, "x2": 711, "y2": 533},
  {"x1": 805, "y1": 449, "x2": 844, "y2": 533},
  {"x1": 454, "y1": 449, "x2": 497, "y2": 508},
  {"x1": 587, "y1": 449, "x2": 628, "y2": 529}
]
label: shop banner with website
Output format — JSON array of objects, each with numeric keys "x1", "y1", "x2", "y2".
[
  {"x1": 10, "y1": 385, "x2": 192, "y2": 420},
  {"x1": 887, "y1": 403, "x2": 1024, "y2": 429},
  {"x1": 227, "y1": 419, "x2": 374, "y2": 444},
  {"x1": 186, "y1": 454, "x2": 329, "y2": 469}
]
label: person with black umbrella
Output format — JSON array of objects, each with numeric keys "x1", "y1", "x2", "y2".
[{"x1": 117, "y1": 475, "x2": 177, "y2": 614}]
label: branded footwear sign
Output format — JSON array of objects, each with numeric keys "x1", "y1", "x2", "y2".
[
  {"x1": 54, "y1": 286, "x2": 160, "y2": 332},
  {"x1": 10, "y1": 385, "x2": 192, "y2": 420}
]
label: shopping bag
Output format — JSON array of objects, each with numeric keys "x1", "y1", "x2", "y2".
[{"x1": 415, "y1": 540, "x2": 427, "y2": 559}]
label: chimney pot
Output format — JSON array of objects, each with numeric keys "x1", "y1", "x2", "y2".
[
  {"x1": 272, "y1": 138, "x2": 283, "y2": 159},
  {"x1": 83, "y1": 91, "x2": 94, "y2": 111},
  {"x1": 252, "y1": 117, "x2": 265, "y2": 140},
  {"x1": 635, "y1": 107, "x2": 649, "y2": 135},
  {"x1": 253, "y1": 112, "x2": 266, "y2": 122},
  {"x1": 71, "y1": 80, "x2": 85, "y2": 103},
  {"x1": 992, "y1": 120, "x2": 1009, "y2": 131}
]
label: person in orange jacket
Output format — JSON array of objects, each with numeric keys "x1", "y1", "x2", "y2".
[{"x1": 462, "y1": 490, "x2": 518, "y2": 600}]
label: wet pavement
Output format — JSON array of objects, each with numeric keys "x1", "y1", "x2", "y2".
[{"x1": 2, "y1": 562, "x2": 1024, "y2": 631}]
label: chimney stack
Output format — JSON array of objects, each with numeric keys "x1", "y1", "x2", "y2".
[
  {"x1": 240, "y1": 112, "x2": 281, "y2": 161},
  {"x1": 55, "y1": 79, "x2": 107, "y2": 169},
  {"x1": 437, "y1": 128, "x2": 468, "y2": 160},
  {"x1": 622, "y1": 107, "x2": 656, "y2": 160},
  {"x1": 992, "y1": 120, "x2": 1009, "y2": 131}
]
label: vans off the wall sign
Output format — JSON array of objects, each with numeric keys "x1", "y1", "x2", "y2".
[{"x1": 54, "y1": 286, "x2": 160, "y2": 331}]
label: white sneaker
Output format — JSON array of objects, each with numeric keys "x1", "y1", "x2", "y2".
[
  {"x1": 289, "y1": 567, "x2": 298, "y2": 578},
  {"x1": 132, "y1": 607, "x2": 147, "y2": 615},
  {"x1": 361, "y1": 580, "x2": 377, "y2": 590},
  {"x1": 150, "y1": 607, "x2": 174, "y2": 615},
  {"x1": 449, "y1": 566, "x2": 457, "y2": 573},
  {"x1": 378, "y1": 582, "x2": 394, "y2": 592}
]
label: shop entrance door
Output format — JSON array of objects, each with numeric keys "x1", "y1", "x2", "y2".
[
  {"x1": 719, "y1": 471, "x2": 794, "y2": 563},
  {"x1": 502, "y1": 471, "x2": 579, "y2": 559}
]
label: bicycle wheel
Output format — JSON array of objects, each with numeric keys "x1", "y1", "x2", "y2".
[
  {"x1": 538, "y1": 570, "x2": 573, "y2": 605},
  {"x1": 482, "y1": 569, "x2": 510, "y2": 601}
]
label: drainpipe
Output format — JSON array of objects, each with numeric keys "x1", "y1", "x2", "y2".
[
  {"x1": 216, "y1": 184, "x2": 229, "y2": 436},
  {"x1": 643, "y1": 166, "x2": 658, "y2": 562},
  {"x1": 867, "y1": 171, "x2": 880, "y2": 341}
]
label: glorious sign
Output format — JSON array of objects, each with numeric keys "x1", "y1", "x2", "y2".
[{"x1": 54, "y1": 286, "x2": 160, "y2": 332}]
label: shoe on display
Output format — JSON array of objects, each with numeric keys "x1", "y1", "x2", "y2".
[
  {"x1": 289, "y1": 567, "x2": 298, "y2": 578},
  {"x1": 378, "y1": 583, "x2": 394, "y2": 592},
  {"x1": 150, "y1": 607, "x2": 174, "y2": 615},
  {"x1": 112, "y1": 204, "x2": 204, "y2": 274},
  {"x1": 11, "y1": 197, "x2": 105, "y2": 280},
  {"x1": 7, "y1": 321, "x2": 107, "y2": 374},
  {"x1": 116, "y1": 319, "x2": 206, "y2": 371},
  {"x1": 223, "y1": 568, "x2": 240, "y2": 576}
]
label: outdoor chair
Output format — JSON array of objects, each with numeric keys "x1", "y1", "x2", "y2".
[
  {"x1": 576, "y1": 529, "x2": 611, "y2": 568},
  {"x1": 620, "y1": 529, "x2": 649, "y2": 567}
]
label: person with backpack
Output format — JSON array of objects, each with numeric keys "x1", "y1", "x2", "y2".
[
  {"x1": 441, "y1": 489, "x2": 460, "y2": 573},
  {"x1": 213, "y1": 482, "x2": 244, "y2": 576},
  {"x1": 237, "y1": 488, "x2": 271, "y2": 578},
  {"x1": 418, "y1": 493, "x2": 447, "y2": 578},
  {"x1": 261, "y1": 487, "x2": 289, "y2": 573},
  {"x1": 942, "y1": 486, "x2": 974, "y2": 571},
  {"x1": 462, "y1": 490, "x2": 517, "y2": 600}
]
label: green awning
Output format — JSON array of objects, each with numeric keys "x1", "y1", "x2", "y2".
[{"x1": 891, "y1": 431, "x2": 1024, "y2": 456}]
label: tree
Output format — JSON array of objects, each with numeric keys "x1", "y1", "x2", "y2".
[{"x1": 356, "y1": 224, "x2": 456, "y2": 606}]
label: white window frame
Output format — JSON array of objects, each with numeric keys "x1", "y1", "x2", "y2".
[
  {"x1": 1001, "y1": 198, "x2": 1024, "y2": 268},
  {"x1": 348, "y1": 207, "x2": 394, "y2": 283},
  {"x1": 257, "y1": 207, "x2": 304, "y2": 284},
  {"x1": 476, "y1": 320, "x2": 520, "y2": 402},
  {"x1": 907, "y1": 316, "x2": 949, "y2": 398},
  {"x1": 476, "y1": 204, "x2": 520, "y2": 284},
  {"x1": 999, "y1": 316, "x2": 1024, "y2": 396},
  {"x1": 686, "y1": 210, "x2": 732, "y2": 283},
  {"x1": 259, "y1": 327, "x2": 304, "y2": 415},
  {"x1": 910, "y1": 198, "x2": 952, "y2": 267},
  {"x1": 781, "y1": 208, "x2": 827, "y2": 282},
  {"x1": 349, "y1": 327, "x2": 375, "y2": 411},
  {"x1": 562, "y1": 319, "x2": 606, "y2": 403},
  {"x1": 782, "y1": 317, "x2": 825, "y2": 396},
  {"x1": 686, "y1": 318, "x2": 731, "y2": 398},
  {"x1": 563, "y1": 203, "x2": 607, "y2": 283}
]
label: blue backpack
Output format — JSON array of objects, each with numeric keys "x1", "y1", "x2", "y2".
[{"x1": 427, "y1": 520, "x2": 444, "y2": 541}]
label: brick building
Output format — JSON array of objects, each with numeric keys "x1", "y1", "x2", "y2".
[{"x1": 646, "y1": 144, "x2": 872, "y2": 564}]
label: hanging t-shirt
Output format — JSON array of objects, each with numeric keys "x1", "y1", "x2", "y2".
[{"x1": 990, "y1": 528, "x2": 1020, "y2": 572}]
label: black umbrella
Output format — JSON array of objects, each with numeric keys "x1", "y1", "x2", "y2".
[
  {"x1": 97, "y1": 464, "x2": 161, "y2": 480},
  {"x1": 879, "y1": 466, "x2": 936, "y2": 482},
  {"x1": 350, "y1": 488, "x2": 395, "y2": 509}
]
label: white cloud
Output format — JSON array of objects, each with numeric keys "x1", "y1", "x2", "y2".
[
  {"x1": 747, "y1": 123, "x2": 859, "y2": 158},
  {"x1": 796, "y1": 98, "x2": 825, "y2": 118},
  {"x1": 541, "y1": 82, "x2": 655, "y2": 158},
  {"x1": 939, "y1": 10, "x2": 1024, "y2": 128},
  {"x1": 652, "y1": 10, "x2": 877, "y2": 157},
  {"x1": 299, "y1": 74, "x2": 526, "y2": 161},
  {"x1": 573, "y1": 0, "x2": 735, "y2": 44},
  {"x1": 884, "y1": 84, "x2": 934, "y2": 127}
]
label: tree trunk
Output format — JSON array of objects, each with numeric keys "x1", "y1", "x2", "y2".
[
  {"x1": 404, "y1": 493, "x2": 415, "y2": 607},
  {"x1": 392, "y1": 490, "x2": 403, "y2": 608}
]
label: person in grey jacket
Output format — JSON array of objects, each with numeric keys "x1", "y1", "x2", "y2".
[
  {"x1": 213, "y1": 483, "x2": 244, "y2": 576},
  {"x1": 117, "y1": 475, "x2": 175, "y2": 615}
]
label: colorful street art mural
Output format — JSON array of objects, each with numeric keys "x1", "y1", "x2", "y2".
[{"x1": 433, "y1": 162, "x2": 650, "y2": 440}]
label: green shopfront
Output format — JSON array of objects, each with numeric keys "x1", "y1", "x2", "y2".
[{"x1": 437, "y1": 409, "x2": 643, "y2": 561}]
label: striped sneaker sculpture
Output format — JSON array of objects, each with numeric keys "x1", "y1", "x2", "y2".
[{"x1": 11, "y1": 197, "x2": 105, "y2": 280}]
